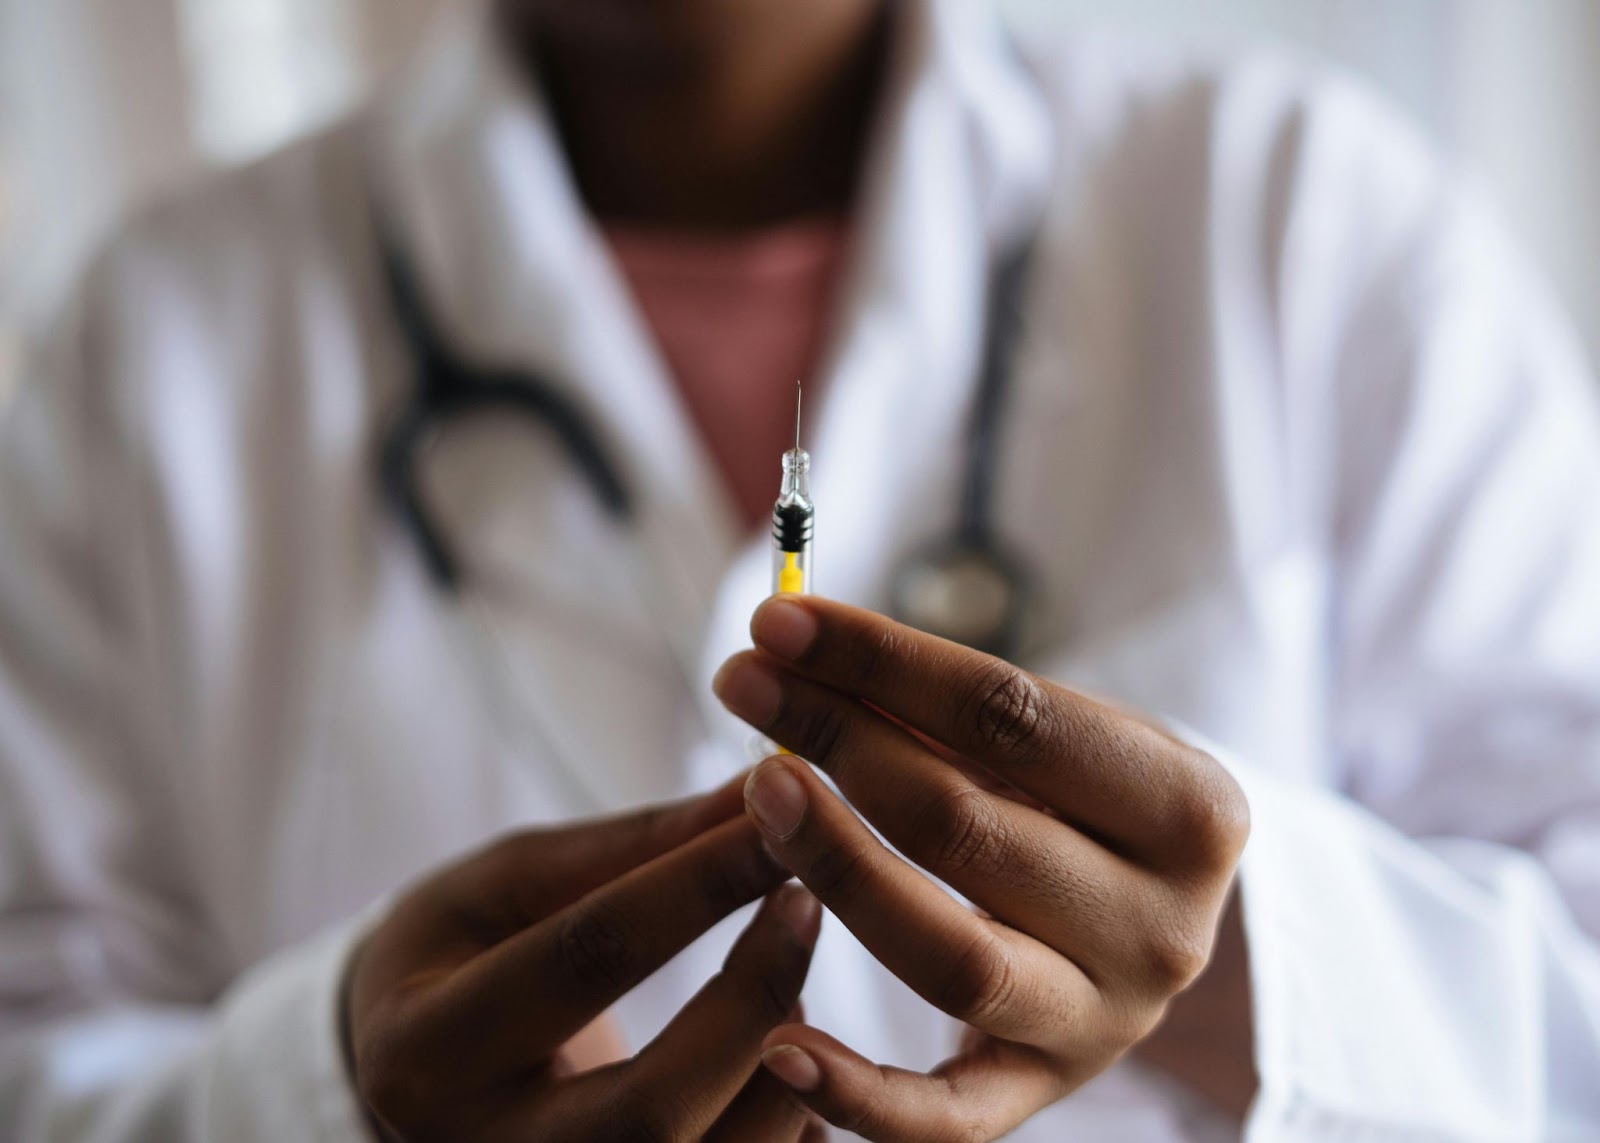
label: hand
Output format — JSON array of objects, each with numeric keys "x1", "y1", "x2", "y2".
[
  {"x1": 1135, "y1": 888, "x2": 1256, "y2": 1118},
  {"x1": 712, "y1": 598, "x2": 1251, "y2": 1141},
  {"x1": 345, "y1": 776, "x2": 826, "y2": 1142}
]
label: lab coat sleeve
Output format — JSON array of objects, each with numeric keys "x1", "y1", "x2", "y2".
[
  {"x1": 1229, "y1": 80, "x2": 1600, "y2": 1140},
  {"x1": 0, "y1": 257, "x2": 373, "y2": 1141}
]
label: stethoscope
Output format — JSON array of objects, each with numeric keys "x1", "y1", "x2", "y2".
[{"x1": 376, "y1": 211, "x2": 1038, "y2": 663}]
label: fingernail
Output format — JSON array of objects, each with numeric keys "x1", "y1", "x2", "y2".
[
  {"x1": 772, "y1": 885, "x2": 822, "y2": 945},
  {"x1": 752, "y1": 598, "x2": 818, "y2": 660},
  {"x1": 746, "y1": 762, "x2": 808, "y2": 838},
  {"x1": 713, "y1": 658, "x2": 783, "y2": 726},
  {"x1": 762, "y1": 1045, "x2": 822, "y2": 1093}
]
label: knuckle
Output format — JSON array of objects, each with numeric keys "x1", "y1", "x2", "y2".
[
  {"x1": 834, "y1": 1097, "x2": 884, "y2": 1140},
  {"x1": 791, "y1": 699, "x2": 851, "y2": 772},
  {"x1": 1208, "y1": 769, "x2": 1253, "y2": 856},
  {"x1": 802, "y1": 838, "x2": 872, "y2": 904},
  {"x1": 1141, "y1": 919, "x2": 1212, "y2": 992},
  {"x1": 558, "y1": 901, "x2": 638, "y2": 992},
  {"x1": 832, "y1": 1080, "x2": 907, "y2": 1143},
  {"x1": 965, "y1": 663, "x2": 1050, "y2": 758},
  {"x1": 1170, "y1": 759, "x2": 1251, "y2": 873},
  {"x1": 754, "y1": 964, "x2": 802, "y2": 1024},
  {"x1": 920, "y1": 785, "x2": 1014, "y2": 881},
  {"x1": 697, "y1": 842, "x2": 773, "y2": 916},
  {"x1": 610, "y1": 1090, "x2": 693, "y2": 1143},
  {"x1": 924, "y1": 1081, "x2": 996, "y2": 1143},
  {"x1": 947, "y1": 1118, "x2": 997, "y2": 1143},
  {"x1": 853, "y1": 621, "x2": 913, "y2": 685},
  {"x1": 720, "y1": 954, "x2": 802, "y2": 1026},
  {"x1": 938, "y1": 933, "x2": 1019, "y2": 1027},
  {"x1": 1097, "y1": 991, "x2": 1164, "y2": 1055}
]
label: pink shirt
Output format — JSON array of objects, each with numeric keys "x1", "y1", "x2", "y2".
[{"x1": 604, "y1": 218, "x2": 850, "y2": 532}]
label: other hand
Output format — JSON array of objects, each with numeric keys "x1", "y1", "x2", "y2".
[
  {"x1": 713, "y1": 597, "x2": 1250, "y2": 1141},
  {"x1": 345, "y1": 777, "x2": 825, "y2": 1141}
]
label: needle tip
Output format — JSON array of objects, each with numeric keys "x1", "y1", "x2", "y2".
[{"x1": 794, "y1": 381, "x2": 803, "y2": 452}]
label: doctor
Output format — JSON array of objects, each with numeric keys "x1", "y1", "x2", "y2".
[{"x1": 2, "y1": 0, "x2": 1599, "y2": 1139}]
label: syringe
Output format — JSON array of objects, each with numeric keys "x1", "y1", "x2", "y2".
[{"x1": 771, "y1": 383, "x2": 814, "y2": 596}]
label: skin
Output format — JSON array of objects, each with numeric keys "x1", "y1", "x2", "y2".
[
  {"x1": 712, "y1": 597, "x2": 1252, "y2": 1139},
  {"x1": 501, "y1": 0, "x2": 891, "y2": 228},
  {"x1": 344, "y1": 775, "x2": 827, "y2": 1141}
]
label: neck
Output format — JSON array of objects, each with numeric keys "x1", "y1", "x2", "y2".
[{"x1": 505, "y1": 0, "x2": 893, "y2": 230}]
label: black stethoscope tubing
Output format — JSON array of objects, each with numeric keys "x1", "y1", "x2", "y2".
[{"x1": 376, "y1": 215, "x2": 632, "y2": 592}]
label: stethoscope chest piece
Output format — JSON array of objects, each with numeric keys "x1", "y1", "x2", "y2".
[
  {"x1": 885, "y1": 224, "x2": 1039, "y2": 664},
  {"x1": 889, "y1": 534, "x2": 1031, "y2": 661}
]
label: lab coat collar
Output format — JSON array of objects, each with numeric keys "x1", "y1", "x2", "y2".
[{"x1": 364, "y1": 0, "x2": 1055, "y2": 794}]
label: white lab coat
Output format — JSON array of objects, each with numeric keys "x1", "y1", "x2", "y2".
[{"x1": 3, "y1": 1, "x2": 1599, "y2": 1139}]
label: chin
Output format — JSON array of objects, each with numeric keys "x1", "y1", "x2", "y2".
[{"x1": 508, "y1": 0, "x2": 754, "y2": 45}]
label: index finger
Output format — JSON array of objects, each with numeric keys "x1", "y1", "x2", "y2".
[
  {"x1": 418, "y1": 816, "x2": 788, "y2": 1080},
  {"x1": 748, "y1": 596, "x2": 1244, "y2": 865},
  {"x1": 456, "y1": 770, "x2": 754, "y2": 928}
]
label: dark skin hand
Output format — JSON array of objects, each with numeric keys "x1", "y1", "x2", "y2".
[
  {"x1": 344, "y1": 775, "x2": 826, "y2": 1141},
  {"x1": 713, "y1": 598, "x2": 1252, "y2": 1140},
  {"x1": 1137, "y1": 889, "x2": 1256, "y2": 1119}
]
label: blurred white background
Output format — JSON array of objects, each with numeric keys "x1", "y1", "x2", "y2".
[{"x1": 2, "y1": 0, "x2": 1598, "y2": 397}]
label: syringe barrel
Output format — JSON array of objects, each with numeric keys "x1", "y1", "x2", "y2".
[
  {"x1": 771, "y1": 448, "x2": 814, "y2": 594},
  {"x1": 772, "y1": 543, "x2": 813, "y2": 595}
]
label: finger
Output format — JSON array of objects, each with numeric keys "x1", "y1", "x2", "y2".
[
  {"x1": 744, "y1": 756, "x2": 1096, "y2": 1045},
  {"x1": 628, "y1": 885, "x2": 821, "y2": 1126},
  {"x1": 706, "y1": 1001, "x2": 823, "y2": 1143},
  {"x1": 446, "y1": 770, "x2": 753, "y2": 932},
  {"x1": 705, "y1": 1070, "x2": 815, "y2": 1143},
  {"x1": 741, "y1": 596, "x2": 1248, "y2": 867},
  {"x1": 536, "y1": 887, "x2": 822, "y2": 1143},
  {"x1": 760, "y1": 1025, "x2": 1067, "y2": 1143},
  {"x1": 425, "y1": 773, "x2": 754, "y2": 944},
  {"x1": 718, "y1": 653, "x2": 1162, "y2": 976},
  {"x1": 421, "y1": 816, "x2": 788, "y2": 1077}
]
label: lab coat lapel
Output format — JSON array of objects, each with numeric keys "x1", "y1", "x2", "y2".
[
  {"x1": 369, "y1": 3, "x2": 741, "y2": 808},
  {"x1": 376, "y1": 0, "x2": 742, "y2": 600},
  {"x1": 692, "y1": 0, "x2": 1056, "y2": 765}
]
